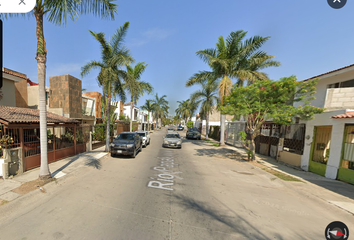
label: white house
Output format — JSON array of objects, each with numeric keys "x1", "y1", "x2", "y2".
[
  {"x1": 292, "y1": 64, "x2": 354, "y2": 184},
  {"x1": 123, "y1": 102, "x2": 139, "y2": 121},
  {"x1": 112, "y1": 100, "x2": 124, "y2": 120}
]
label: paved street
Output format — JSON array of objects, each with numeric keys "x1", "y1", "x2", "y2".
[{"x1": 0, "y1": 128, "x2": 353, "y2": 240}]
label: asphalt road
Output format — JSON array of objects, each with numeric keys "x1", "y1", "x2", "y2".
[{"x1": 0, "y1": 128, "x2": 353, "y2": 240}]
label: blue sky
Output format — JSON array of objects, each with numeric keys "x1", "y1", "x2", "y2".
[{"x1": 2, "y1": 1, "x2": 354, "y2": 115}]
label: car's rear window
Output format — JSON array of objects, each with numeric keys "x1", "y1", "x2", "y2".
[
  {"x1": 116, "y1": 134, "x2": 134, "y2": 140},
  {"x1": 166, "y1": 134, "x2": 180, "y2": 138}
]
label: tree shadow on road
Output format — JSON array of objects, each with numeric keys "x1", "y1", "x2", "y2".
[
  {"x1": 193, "y1": 146, "x2": 246, "y2": 163},
  {"x1": 85, "y1": 156, "x2": 102, "y2": 169},
  {"x1": 171, "y1": 194, "x2": 305, "y2": 240}
]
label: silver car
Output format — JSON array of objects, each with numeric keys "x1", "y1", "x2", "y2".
[
  {"x1": 136, "y1": 131, "x2": 150, "y2": 147},
  {"x1": 163, "y1": 132, "x2": 182, "y2": 149}
]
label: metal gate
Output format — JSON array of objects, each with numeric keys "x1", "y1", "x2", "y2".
[{"x1": 225, "y1": 121, "x2": 246, "y2": 148}]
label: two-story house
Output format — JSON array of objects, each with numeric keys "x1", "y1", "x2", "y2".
[{"x1": 294, "y1": 64, "x2": 354, "y2": 184}]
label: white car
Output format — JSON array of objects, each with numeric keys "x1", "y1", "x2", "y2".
[{"x1": 136, "y1": 131, "x2": 150, "y2": 147}]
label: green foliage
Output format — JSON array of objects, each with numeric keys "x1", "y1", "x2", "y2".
[
  {"x1": 186, "y1": 121, "x2": 194, "y2": 128},
  {"x1": 119, "y1": 114, "x2": 130, "y2": 121},
  {"x1": 220, "y1": 76, "x2": 323, "y2": 160},
  {"x1": 222, "y1": 76, "x2": 323, "y2": 126},
  {"x1": 47, "y1": 130, "x2": 53, "y2": 140},
  {"x1": 0, "y1": 135, "x2": 14, "y2": 157},
  {"x1": 92, "y1": 126, "x2": 106, "y2": 141}
]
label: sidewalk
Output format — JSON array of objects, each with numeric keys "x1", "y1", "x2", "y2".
[
  {"x1": 203, "y1": 136, "x2": 354, "y2": 215},
  {"x1": 0, "y1": 146, "x2": 108, "y2": 203}
]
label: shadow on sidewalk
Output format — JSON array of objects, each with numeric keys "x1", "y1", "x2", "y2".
[{"x1": 51, "y1": 152, "x2": 104, "y2": 178}]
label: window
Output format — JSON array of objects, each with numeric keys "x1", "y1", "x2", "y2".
[{"x1": 328, "y1": 79, "x2": 354, "y2": 88}]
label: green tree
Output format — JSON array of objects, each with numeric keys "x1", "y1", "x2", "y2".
[
  {"x1": 152, "y1": 94, "x2": 169, "y2": 128},
  {"x1": 221, "y1": 76, "x2": 323, "y2": 161},
  {"x1": 81, "y1": 22, "x2": 133, "y2": 152},
  {"x1": 1, "y1": 0, "x2": 117, "y2": 179},
  {"x1": 186, "y1": 30, "x2": 280, "y2": 145},
  {"x1": 124, "y1": 62, "x2": 153, "y2": 132},
  {"x1": 190, "y1": 77, "x2": 219, "y2": 140},
  {"x1": 186, "y1": 121, "x2": 194, "y2": 128},
  {"x1": 175, "y1": 100, "x2": 191, "y2": 123}
]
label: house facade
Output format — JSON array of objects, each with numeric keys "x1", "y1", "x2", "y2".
[
  {"x1": 0, "y1": 68, "x2": 28, "y2": 108},
  {"x1": 291, "y1": 64, "x2": 354, "y2": 184}
]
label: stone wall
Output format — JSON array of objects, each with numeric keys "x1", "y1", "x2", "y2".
[{"x1": 49, "y1": 75, "x2": 82, "y2": 118}]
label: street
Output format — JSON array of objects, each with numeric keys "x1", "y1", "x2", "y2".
[{"x1": 0, "y1": 128, "x2": 353, "y2": 240}]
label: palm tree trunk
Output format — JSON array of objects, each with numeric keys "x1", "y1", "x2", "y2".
[
  {"x1": 220, "y1": 113, "x2": 225, "y2": 145},
  {"x1": 206, "y1": 112, "x2": 209, "y2": 140},
  {"x1": 130, "y1": 101, "x2": 133, "y2": 132},
  {"x1": 105, "y1": 93, "x2": 111, "y2": 152},
  {"x1": 35, "y1": 12, "x2": 50, "y2": 179}
]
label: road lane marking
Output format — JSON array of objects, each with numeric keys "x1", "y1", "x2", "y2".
[{"x1": 148, "y1": 151, "x2": 182, "y2": 191}]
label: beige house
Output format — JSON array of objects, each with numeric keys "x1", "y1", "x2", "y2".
[
  {"x1": 281, "y1": 64, "x2": 354, "y2": 184},
  {"x1": 0, "y1": 68, "x2": 28, "y2": 108}
]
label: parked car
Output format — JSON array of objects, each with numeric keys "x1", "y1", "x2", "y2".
[
  {"x1": 186, "y1": 130, "x2": 201, "y2": 140},
  {"x1": 110, "y1": 132, "x2": 142, "y2": 158},
  {"x1": 162, "y1": 132, "x2": 182, "y2": 149},
  {"x1": 177, "y1": 125, "x2": 184, "y2": 131},
  {"x1": 187, "y1": 127, "x2": 200, "y2": 133},
  {"x1": 167, "y1": 128, "x2": 175, "y2": 132},
  {"x1": 136, "y1": 131, "x2": 150, "y2": 147}
]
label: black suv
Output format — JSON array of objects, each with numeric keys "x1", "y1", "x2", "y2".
[{"x1": 110, "y1": 132, "x2": 142, "y2": 158}]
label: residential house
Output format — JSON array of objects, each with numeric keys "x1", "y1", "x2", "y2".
[
  {"x1": 195, "y1": 105, "x2": 233, "y2": 135},
  {"x1": 27, "y1": 74, "x2": 101, "y2": 124},
  {"x1": 288, "y1": 64, "x2": 354, "y2": 184},
  {"x1": 112, "y1": 100, "x2": 125, "y2": 121},
  {"x1": 0, "y1": 68, "x2": 28, "y2": 108},
  {"x1": 123, "y1": 102, "x2": 139, "y2": 121}
]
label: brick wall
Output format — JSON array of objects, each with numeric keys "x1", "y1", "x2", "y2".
[{"x1": 324, "y1": 88, "x2": 354, "y2": 110}]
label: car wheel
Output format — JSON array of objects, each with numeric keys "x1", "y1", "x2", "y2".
[
  {"x1": 198, "y1": 137, "x2": 201, "y2": 140},
  {"x1": 132, "y1": 149, "x2": 136, "y2": 158},
  {"x1": 179, "y1": 146, "x2": 182, "y2": 149},
  {"x1": 111, "y1": 152, "x2": 115, "y2": 157}
]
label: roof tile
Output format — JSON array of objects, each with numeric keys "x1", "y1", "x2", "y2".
[
  {"x1": 331, "y1": 111, "x2": 354, "y2": 119},
  {"x1": 0, "y1": 106, "x2": 78, "y2": 124}
]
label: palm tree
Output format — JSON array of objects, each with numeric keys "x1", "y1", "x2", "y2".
[
  {"x1": 1, "y1": 1, "x2": 117, "y2": 179},
  {"x1": 186, "y1": 30, "x2": 280, "y2": 145},
  {"x1": 175, "y1": 99, "x2": 191, "y2": 124},
  {"x1": 190, "y1": 77, "x2": 219, "y2": 140},
  {"x1": 81, "y1": 22, "x2": 134, "y2": 152},
  {"x1": 140, "y1": 99, "x2": 155, "y2": 130},
  {"x1": 124, "y1": 62, "x2": 153, "y2": 132},
  {"x1": 188, "y1": 98, "x2": 201, "y2": 122},
  {"x1": 152, "y1": 94, "x2": 169, "y2": 128}
]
